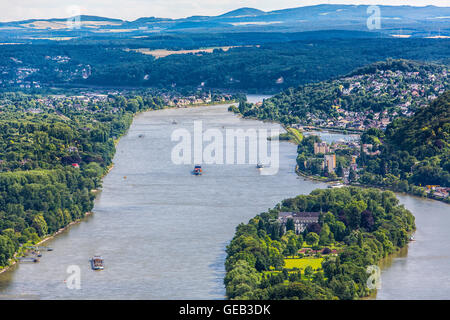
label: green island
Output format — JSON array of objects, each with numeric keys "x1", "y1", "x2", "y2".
[{"x1": 225, "y1": 187, "x2": 415, "y2": 300}]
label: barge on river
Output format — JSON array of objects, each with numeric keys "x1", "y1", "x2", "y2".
[
  {"x1": 90, "y1": 256, "x2": 104, "y2": 270},
  {"x1": 193, "y1": 165, "x2": 203, "y2": 175}
]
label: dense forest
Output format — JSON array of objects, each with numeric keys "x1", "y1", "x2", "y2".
[
  {"x1": 225, "y1": 187, "x2": 415, "y2": 300},
  {"x1": 1, "y1": 38, "x2": 450, "y2": 92},
  {"x1": 0, "y1": 92, "x2": 168, "y2": 267},
  {"x1": 358, "y1": 90, "x2": 450, "y2": 193}
]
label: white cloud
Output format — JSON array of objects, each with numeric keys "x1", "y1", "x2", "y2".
[{"x1": 0, "y1": 0, "x2": 449, "y2": 22}]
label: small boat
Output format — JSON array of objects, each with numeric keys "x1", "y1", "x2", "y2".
[
  {"x1": 172, "y1": 120, "x2": 178, "y2": 125},
  {"x1": 193, "y1": 165, "x2": 202, "y2": 175},
  {"x1": 256, "y1": 163, "x2": 264, "y2": 169},
  {"x1": 31, "y1": 250, "x2": 42, "y2": 257},
  {"x1": 138, "y1": 134, "x2": 144, "y2": 138},
  {"x1": 19, "y1": 257, "x2": 40, "y2": 263},
  {"x1": 90, "y1": 256, "x2": 104, "y2": 270}
]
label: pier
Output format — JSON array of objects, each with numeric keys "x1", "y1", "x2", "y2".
[
  {"x1": 18, "y1": 257, "x2": 40, "y2": 263},
  {"x1": 24, "y1": 246, "x2": 53, "y2": 251}
]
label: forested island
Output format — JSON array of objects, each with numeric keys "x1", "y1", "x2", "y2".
[{"x1": 225, "y1": 187, "x2": 415, "y2": 300}]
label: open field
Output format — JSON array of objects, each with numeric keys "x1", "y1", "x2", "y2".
[{"x1": 127, "y1": 46, "x2": 257, "y2": 58}]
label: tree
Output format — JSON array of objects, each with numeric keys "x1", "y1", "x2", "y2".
[
  {"x1": 305, "y1": 232, "x2": 320, "y2": 246},
  {"x1": 0, "y1": 235, "x2": 15, "y2": 266},
  {"x1": 336, "y1": 164, "x2": 344, "y2": 177},
  {"x1": 32, "y1": 214, "x2": 48, "y2": 237},
  {"x1": 304, "y1": 266, "x2": 314, "y2": 278},
  {"x1": 285, "y1": 218, "x2": 295, "y2": 232},
  {"x1": 319, "y1": 224, "x2": 334, "y2": 246},
  {"x1": 349, "y1": 168, "x2": 357, "y2": 182}
]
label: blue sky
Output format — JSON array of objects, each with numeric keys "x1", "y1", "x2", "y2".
[{"x1": 1, "y1": 0, "x2": 449, "y2": 22}]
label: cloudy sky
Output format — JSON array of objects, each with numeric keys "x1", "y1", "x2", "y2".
[{"x1": 1, "y1": 0, "x2": 448, "y2": 22}]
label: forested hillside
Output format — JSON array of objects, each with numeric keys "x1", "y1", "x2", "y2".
[
  {"x1": 1, "y1": 38, "x2": 449, "y2": 92},
  {"x1": 225, "y1": 187, "x2": 415, "y2": 300},
  {"x1": 359, "y1": 90, "x2": 450, "y2": 191},
  {"x1": 234, "y1": 59, "x2": 448, "y2": 125}
]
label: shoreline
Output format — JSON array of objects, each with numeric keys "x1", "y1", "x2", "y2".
[
  {"x1": 0, "y1": 211, "x2": 95, "y2": 275},
  {"x1": 295, "y1": 166, "x2": 449, "y2": 204}
]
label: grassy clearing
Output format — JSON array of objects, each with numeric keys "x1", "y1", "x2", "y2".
[
  {"x1": 128, "y1": 46, "x2": 247, "y2": 58},
  {"x1": 284, "y1": 257, "x2": 324, "y2": 270},
  {"x1": 286, "y1": 127, "x2": 303, "y2": 144}
]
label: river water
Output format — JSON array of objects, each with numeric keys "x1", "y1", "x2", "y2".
[
  {"x1": 0, "y1": 95, "x2": 448, "y2": 300},
  {"x1": 375, "y1": 195, "x2": 450, "y2": 299}
]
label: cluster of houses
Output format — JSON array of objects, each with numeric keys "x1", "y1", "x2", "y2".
[
  {"x1": 0, "y1": 54, "x2": 94, "y2": 88},
  {"x1": 305, "y1": 109, "x2": 392, "y2": 131},
  {"x1": 312, "y1": 141, "x2": 359, "y2": 178},
  {"x1": 164, "y1": 92, "x2": 233, "y2": 107},
  {"x1": 297, "y1": 68, "x2": 448, "y2": 132},
  {"x1": 426, "y1": 185, "x2": 450, "y2": 200}
]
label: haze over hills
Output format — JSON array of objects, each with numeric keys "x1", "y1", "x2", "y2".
[{"x1": 0, "y1": 4, "x2": 449, "y2": 40}]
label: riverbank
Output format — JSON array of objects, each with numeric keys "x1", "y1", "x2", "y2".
[
  {"x1": 295, "y1": 166, "x2": 449, "y2": 204},
  {"x1": 0, "y1": 210, "x2": 95, "y2": 275}
]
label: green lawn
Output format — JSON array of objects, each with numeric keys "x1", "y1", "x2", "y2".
[{"x1": 284, "y1": 257, "x2": 324, "y2": 270}]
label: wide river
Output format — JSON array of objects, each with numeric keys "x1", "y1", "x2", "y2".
[{"x1": 0, "y1": 95, "x2": 448, "y2": 299}]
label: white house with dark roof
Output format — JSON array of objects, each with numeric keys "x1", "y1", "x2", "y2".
[{"x1": 278, "y1": 212, "x2": 320, "y2": 234}]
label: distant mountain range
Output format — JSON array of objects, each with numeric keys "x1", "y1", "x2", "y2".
[{"x1": 0, "y1": 4, "x2": 449, "y2": 40}]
